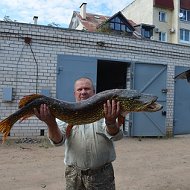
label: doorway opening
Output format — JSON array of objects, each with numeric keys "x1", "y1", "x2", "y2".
[
  {"x1": 96, "y1": 60, "x2": 129, "y2": 93},
  {"x1": 97, "y1": 60, "x2": 130, "y2": 135}
]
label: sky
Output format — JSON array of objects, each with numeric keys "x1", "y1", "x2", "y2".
[{"x1": 0, "y1": 0, "x2": 134, "y2": 28}]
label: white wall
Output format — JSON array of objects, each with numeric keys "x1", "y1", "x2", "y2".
[{"x1": 1, "y1": 21, "x2": 190, "y2": 138}]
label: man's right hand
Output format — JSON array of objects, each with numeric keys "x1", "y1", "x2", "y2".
[
  {"x1": 34, "y1": 104, "x2": 63, "y2": 144},
  {"x1": 34, "y1": 104, "x2": 55, "y2": 125}
]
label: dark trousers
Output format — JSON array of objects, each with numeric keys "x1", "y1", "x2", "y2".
[{"x1": 65, "y1": 163, "x2": 115, "y2": 190}]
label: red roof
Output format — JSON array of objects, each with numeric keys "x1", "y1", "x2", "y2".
[
  {"x1": 75, "y1": 11, "x2": 109, "y2": 32},
  {"x1": 153, "y1": 0, "x2": 174, "y2": 10},
  {"x1": 75, "y1": 11, "x2": 136, "y2": 32},
  {"x1": 181, "y1": 0, "x2": 190, "y2": 10}
]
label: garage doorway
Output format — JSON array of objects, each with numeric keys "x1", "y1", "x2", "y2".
[
  {"x1": 96, "y1": 60, "x2": 129, "y2": 93},
  {"x1": 96, "y1": 60, "x2": 130, "y2": 135}
]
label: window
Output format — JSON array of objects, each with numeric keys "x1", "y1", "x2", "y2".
[
  {"x1": 159, "y1": 32, "x2": 167, "y2": 42},
  {"x1": 109, "y1": 16, "x2": 132, "y2": 32},
  {"x1": 141, "y1": 28, "x2": 151, "y2": 38},
  {"x1": 180, "y1": 28, "x2": 190, "y2": 43},
  {"x1": 159, "y1": 11, "x2": 166, "y2": 22},
  {"x1": 180, "y1": 9, "x2": 190, "y2": 22}
]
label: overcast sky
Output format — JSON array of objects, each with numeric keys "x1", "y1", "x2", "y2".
[{"x1": 0, "y1": 0, "x2": 134, "y2": 28}]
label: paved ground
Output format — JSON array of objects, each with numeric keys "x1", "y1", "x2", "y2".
[{"x1": 0, "y1": 135, "x2": 190, "y2": 190}]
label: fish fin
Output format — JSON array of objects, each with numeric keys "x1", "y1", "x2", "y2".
[
  {"x1": 0, "y1": 117, "x2": 13, "y2": 143},
  {"x1": 19, "y1": 94, "x2": 43, "y2": 108},
  {"x1": 65, "y1": 125, "x2": 74, "y2": 138},
  {"x1": 118, "y1": 114, "x2": 125, "y2": 127},
  {"x1": 19, "y1": 113, "x2": 34, "y2": 123}
]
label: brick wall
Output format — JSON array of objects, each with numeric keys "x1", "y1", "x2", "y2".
[{"x1": 1, "y1": 21, "x2": 190, "y2": 138}]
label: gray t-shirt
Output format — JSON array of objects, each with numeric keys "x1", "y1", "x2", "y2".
[{"x1": 49, "y1": 118, "x2": 123, "y2": 170}]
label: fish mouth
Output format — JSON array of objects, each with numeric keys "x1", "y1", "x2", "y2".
[
  {"x1": 145, "y1": 101, "x2": 163, "y2": 112},
  {"x1": 138, "y1": 96, "x2": 163, "y2": 112}
]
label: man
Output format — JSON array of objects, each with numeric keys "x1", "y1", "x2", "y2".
[{"x1": 34, "y1": 77, "x2": 124, "y2": 190}]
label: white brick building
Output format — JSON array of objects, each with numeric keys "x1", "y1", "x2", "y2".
[{"x1": 0, "y1": 21, "x2": 190, "y2": 139}]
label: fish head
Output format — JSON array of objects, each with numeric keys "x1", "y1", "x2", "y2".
[{"x1": 116, "y1": 90, "x2": 163, "y2": 113}]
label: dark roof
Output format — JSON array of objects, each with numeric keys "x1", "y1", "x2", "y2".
[
  {"x1": 153, "y1": 0, "x2": 174, "y2": 10},
  {"x1": 181, "y1": 0, "x2": 190, "y2": 10},
  {"x1": 103, "y1": 11, "x2": 137, "y2": 29},
  {"x1": 134, "y1": 23, "x2": 155, "y2": 28}
]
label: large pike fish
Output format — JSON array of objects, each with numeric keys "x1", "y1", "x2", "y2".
[{"x1": 0, "y1": 89, "x2": 163, "y2": 142}]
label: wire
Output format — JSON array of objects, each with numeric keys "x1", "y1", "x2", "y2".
[
  {"x1": 28, "y1": 43, "x2": 38, "y2": 94},
  {"x1": 11, "y1": 36, "x2": 39, "y2": 95},
  {"x1": 15, "y1": 44, "x2": 26, "y2": 97}
]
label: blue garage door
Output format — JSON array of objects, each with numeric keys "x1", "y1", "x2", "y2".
[
  {"x1": 130, "y1": 63, "x2": 167, "y2": 136},
  {"x1": 174, "y1": 66, "x2": 190, "y2": 135},
  {"x1": 56, "y1": 55, "x2": 97, "y2": 102}
]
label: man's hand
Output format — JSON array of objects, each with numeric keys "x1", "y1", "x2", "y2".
[
  {"x1": 34, "y1": 104, "x2": 63, "y2": 143},
  {"x1": 104, "y1": 99, "x2": 120, "y2": 125},
  {"x1": 34, "y1": 104, "x2": 55, "y2": 125},
  {"x1": 104, "y1": 100, "x2": 120, "y2": 135}
]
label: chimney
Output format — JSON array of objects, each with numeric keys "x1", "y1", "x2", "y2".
[
  {"x1": 33, "y1": 16, "x2": 38, "y2": 24},
  {"x1": 80, "y1": 3, "x2": 87, "y2": 19}
]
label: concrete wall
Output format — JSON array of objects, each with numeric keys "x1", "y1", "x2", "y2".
[
  {"x1": 0, "y1": 21, "x2": 190, "y2": 139},
  {"x1": 122, "y1": 0, "x2": 154, "y2": 24}
]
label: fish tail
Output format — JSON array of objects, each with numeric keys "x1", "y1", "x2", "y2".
[
  {"x1": 19, "y1": 94, "x2": 43, "y2": 108},
  {"x1": 0, "y1": 117, "x2": 14, "y2": 143},
  {"x1": 118, "y1": 114, "x2": 125, "y2": 127},
  {"x1": 66, "y1": 125, "x2": 74, "y2": 138}
]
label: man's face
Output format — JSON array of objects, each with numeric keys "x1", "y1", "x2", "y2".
[{"x1": 74, "y1": 79, "x2": 95, "y2": 102}]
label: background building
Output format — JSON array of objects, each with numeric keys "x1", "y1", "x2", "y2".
[
  {"x1": 122, "y1": 0, "x2": 190, "y2": 45},
  {"x1": 1, "y1": 20, "x2": 190, "y2": 140},
  {"x1": 69, "y1": 3, "x2": 154, "y2": 40}
]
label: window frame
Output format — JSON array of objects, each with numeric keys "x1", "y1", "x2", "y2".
[
  {"x1": 159, "y1": 11, "x2": 167, "y2": 22},
  {"x1": 180, "y1": 9, "x2": 190, "y2": 22},
  {"x1": 109, "y1": 16, "x2": 133, "y2": 32},
  {"x1": 159, "y1": 32, "x2": 167, "y2": 42},
  {"x1": 141, "y1": 28, "x2": 151, "y2": 38},
  {"x1": 180, "y1": 28, "x2": 190, "y2": 43}
]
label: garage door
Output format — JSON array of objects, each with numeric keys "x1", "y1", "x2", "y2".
[
  {"x1": 174, "y1": 66, "x2": 190, "y2": 135},
  {"x1": 130, "y1": 63, "x2": 167, "y2": 136},
  {"x1": 56, "y1": 55, "x2": 97, "y2": 101}
]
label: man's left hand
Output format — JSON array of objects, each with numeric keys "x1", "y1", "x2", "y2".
[{"x1": 104, "y1": 99, "x2": 120, "y2": 125}]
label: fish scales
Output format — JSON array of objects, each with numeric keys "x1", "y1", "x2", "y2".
[{"x1": 0, "y1": 89, "x2": 163, "y2": 143}]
